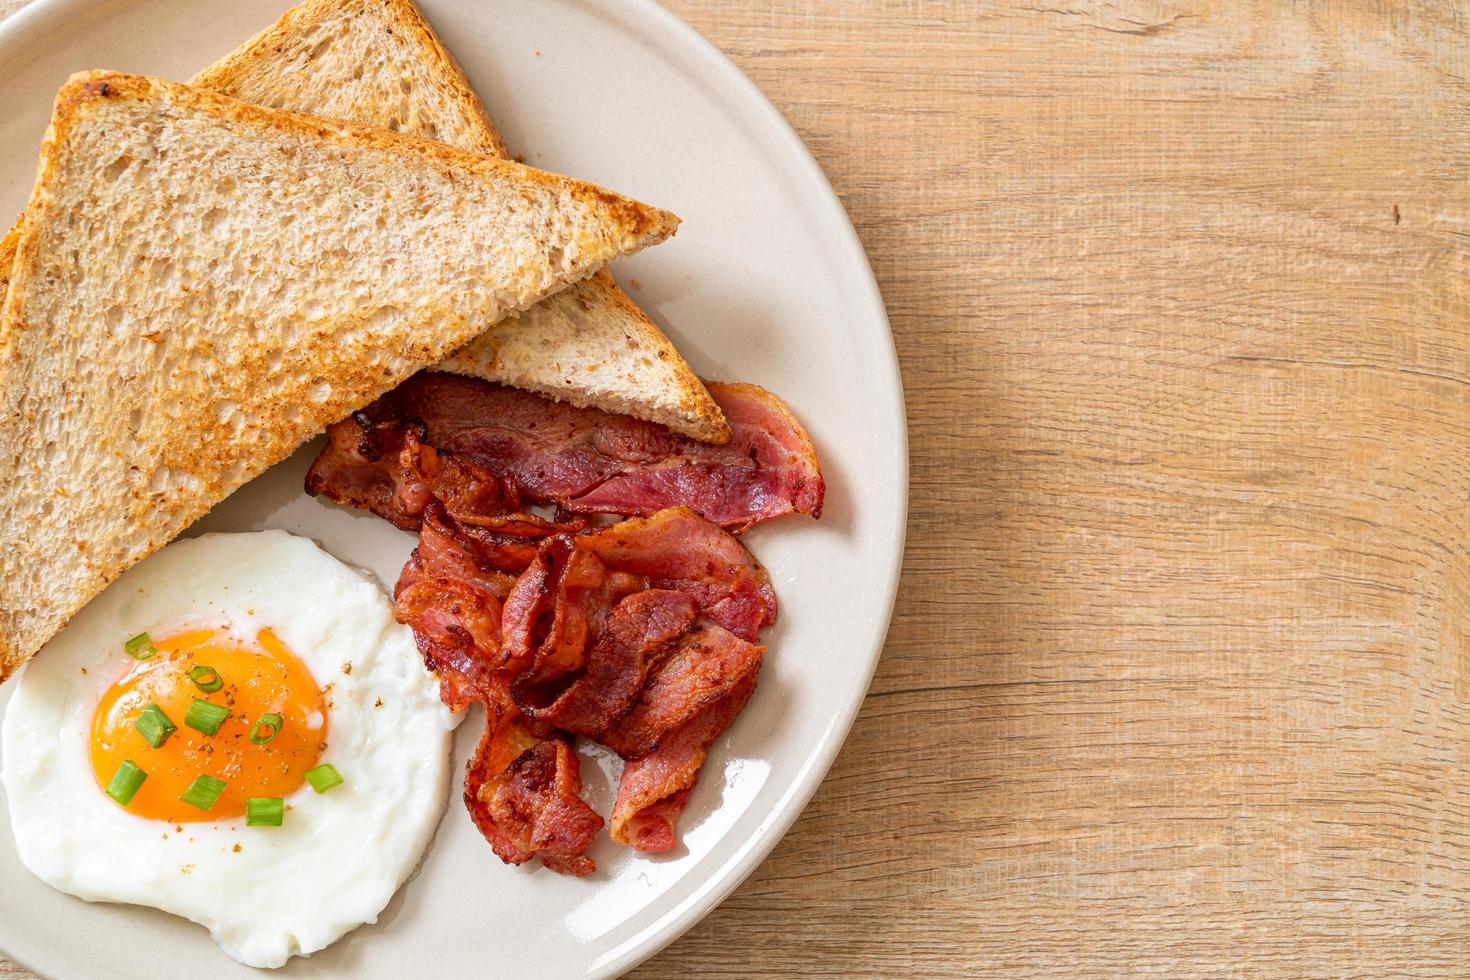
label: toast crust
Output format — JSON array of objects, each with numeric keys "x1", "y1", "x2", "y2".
[{"x1": 0, "y1": 218, "x2": 18, "y2": 308}]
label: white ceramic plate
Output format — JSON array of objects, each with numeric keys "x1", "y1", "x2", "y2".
[{"x1": 0, "y1": 0, "x2": 906, "y2": 976}]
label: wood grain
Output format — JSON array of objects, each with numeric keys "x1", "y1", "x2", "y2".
[{"x1": 8, "y1": 0, "x2": 1470, "y2": 976}]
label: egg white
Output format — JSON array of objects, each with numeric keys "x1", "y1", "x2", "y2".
[{"x1": 0, "y1": 530, "x2": 455, "y2": 968}]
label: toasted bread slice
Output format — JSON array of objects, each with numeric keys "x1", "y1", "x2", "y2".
[
  {"x1": 0, "y1": 70, "x2": 679, "y2": 677},
  {"x1": 191, "y1": 0, "x2": 730, "y2": 443},
  {"x1": 0, "y1": 0, "x2": 728, "y2": 442}
]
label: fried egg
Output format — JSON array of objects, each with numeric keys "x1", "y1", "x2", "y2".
[{"x1": 1, "y1": 530, "x2": 454, "y2": 968}]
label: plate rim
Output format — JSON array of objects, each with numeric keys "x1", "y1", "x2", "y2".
[{"x1": 0, "y1": 0, "x2": 909, "y2": 976}]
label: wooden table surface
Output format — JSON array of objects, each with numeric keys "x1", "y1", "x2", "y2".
[{"x1": 8, "y1": 0, "x2": 1470, "y2": 975}]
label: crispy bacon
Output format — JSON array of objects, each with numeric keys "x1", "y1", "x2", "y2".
[
  {"x1": 609, "y1": 652, "x2": 761, "y2": 852},
  {"x1": 301, "y1": 351, "x2": 809, "y2": 875},
  {"x1": 463, "y1": 694, "x2": 603, "y2": 876},
  {"x1": 515, "y1": 590, "x2": 698, "y2": 738},
  {"x1": 599, "y1": 625, "x2": 764, "y2": 760},
  {"x1": 499, "y1": 537, "x2": 641, "y2": 682},
  {"x1": 395, "y1": 579, "x2": 503, "y2": 710},
  {"x1": 304, "y1": 415, "x2": 429, "y2": 530},
  {"x1": 306, "y1": 412, "x2": 520, "y2": 530},
  {"x1": 575, "y1": 507, "x2": 777, "y2": 642},
  {"x1": 527, "y1": 547, "x2": 620, "y2": 684},
  {"x1": 410, "y1": 504, "x2": 528, "y2": 591},
  {"x1": 329, "y1": 371, "x2": 823, "y2": 532},
  {"x1": 614, "y1": 788, "x2": 695, "y2": 854},
  {"x1": 393, "y1": 503, "x2": 776, "y2": 872},
  {"x1": 395, "y1": 504, "x2": 559, "y2": 707},
  {"x1": 406, "y1": 507, "x2": 773, "y2": 870},
  {"x1": 571, "y1": 381, "x2": 824, "y2": 531}
]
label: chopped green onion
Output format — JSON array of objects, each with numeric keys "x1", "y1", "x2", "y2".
[
  {"x1": 123, "y1": 631, "x2": 158, "y2": 660},
  {"x1": 188, "y1": 664, "x2": 222, "y2": 693},
  {"x1": 184, "y1": 698, "x2": 230, "y2": 737},
  {"x1": 248, "y1": 712, "x2": 283, "y2": 746},
  {"x1": 304, "y1": 763, "x2": 343, "y2": 793},
  {"x1": 105, "y1": 759, "x2": 147, "y2": 806},
  {"x1": 134, "y1": 702, "x2": 176, "y2": 749},
  {"x1": 178, "y1": 774, "x2": 226, "y2": 811},
  {"x1": 246, "y1": 797, "x2": 284, "y2": 827}
]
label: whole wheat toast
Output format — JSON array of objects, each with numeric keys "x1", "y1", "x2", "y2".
[
  {"x1": 191, "y1": 0, "x2": 730, "y2": 443},
  {"x1": 0, "y1": 0, "x2": 729, "y2": 442},
  {"x1": 0, "y1": 70, "x2": 678, "y2": 678}
]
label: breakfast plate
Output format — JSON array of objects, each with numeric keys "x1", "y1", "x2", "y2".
[{"x1": 0, "y1": 0, "x2": 905, "y2": 976}]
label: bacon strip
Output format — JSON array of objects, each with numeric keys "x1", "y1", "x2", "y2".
[
  {"x1": 410, "y1": 504, "x2": 528, "y2": 591},
  {"x1": 395, "y1": 578, "x2": 503, "y2": 710},
  {"x1": 610, "y1": 654, "x2": 761, "y2": 852},
  {"x1": 323, "y1": 371, "x2": 822, "y2": 532},
  {"x1": 322, "y1": 396, "x2": 791, "y2": 875},
  {"x1": 575, "y1": 507, "x2": 777, "y2": 642},
  {"x1": 394, "y1": 503, "x2": 558, "y2": 708},
  {"x1": 499, "y1": 537, "x2": 641, "y2": 682},
  {"x1": 572, "y1": 381, "x2": 823, "y2": 532},
  {"x1": 305, "y1": 415, "x2": 430, "y2": 530},
  {"x1": 463, "y1": 694, "x2": 603, "y2": 876},
  {"x1": 599, "y1": 625, "x2": 763, "y2": 760},
  {"x1": 515, "y1": 590, "x2": 698, "y2": 738},
  {"x1": 306, "y1": 413, "x2": 521, "y2": 530}
]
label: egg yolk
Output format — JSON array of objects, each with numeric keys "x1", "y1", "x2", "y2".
[{"x1": 90, "y1": 628, "x2": 328, "y2": 822}]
